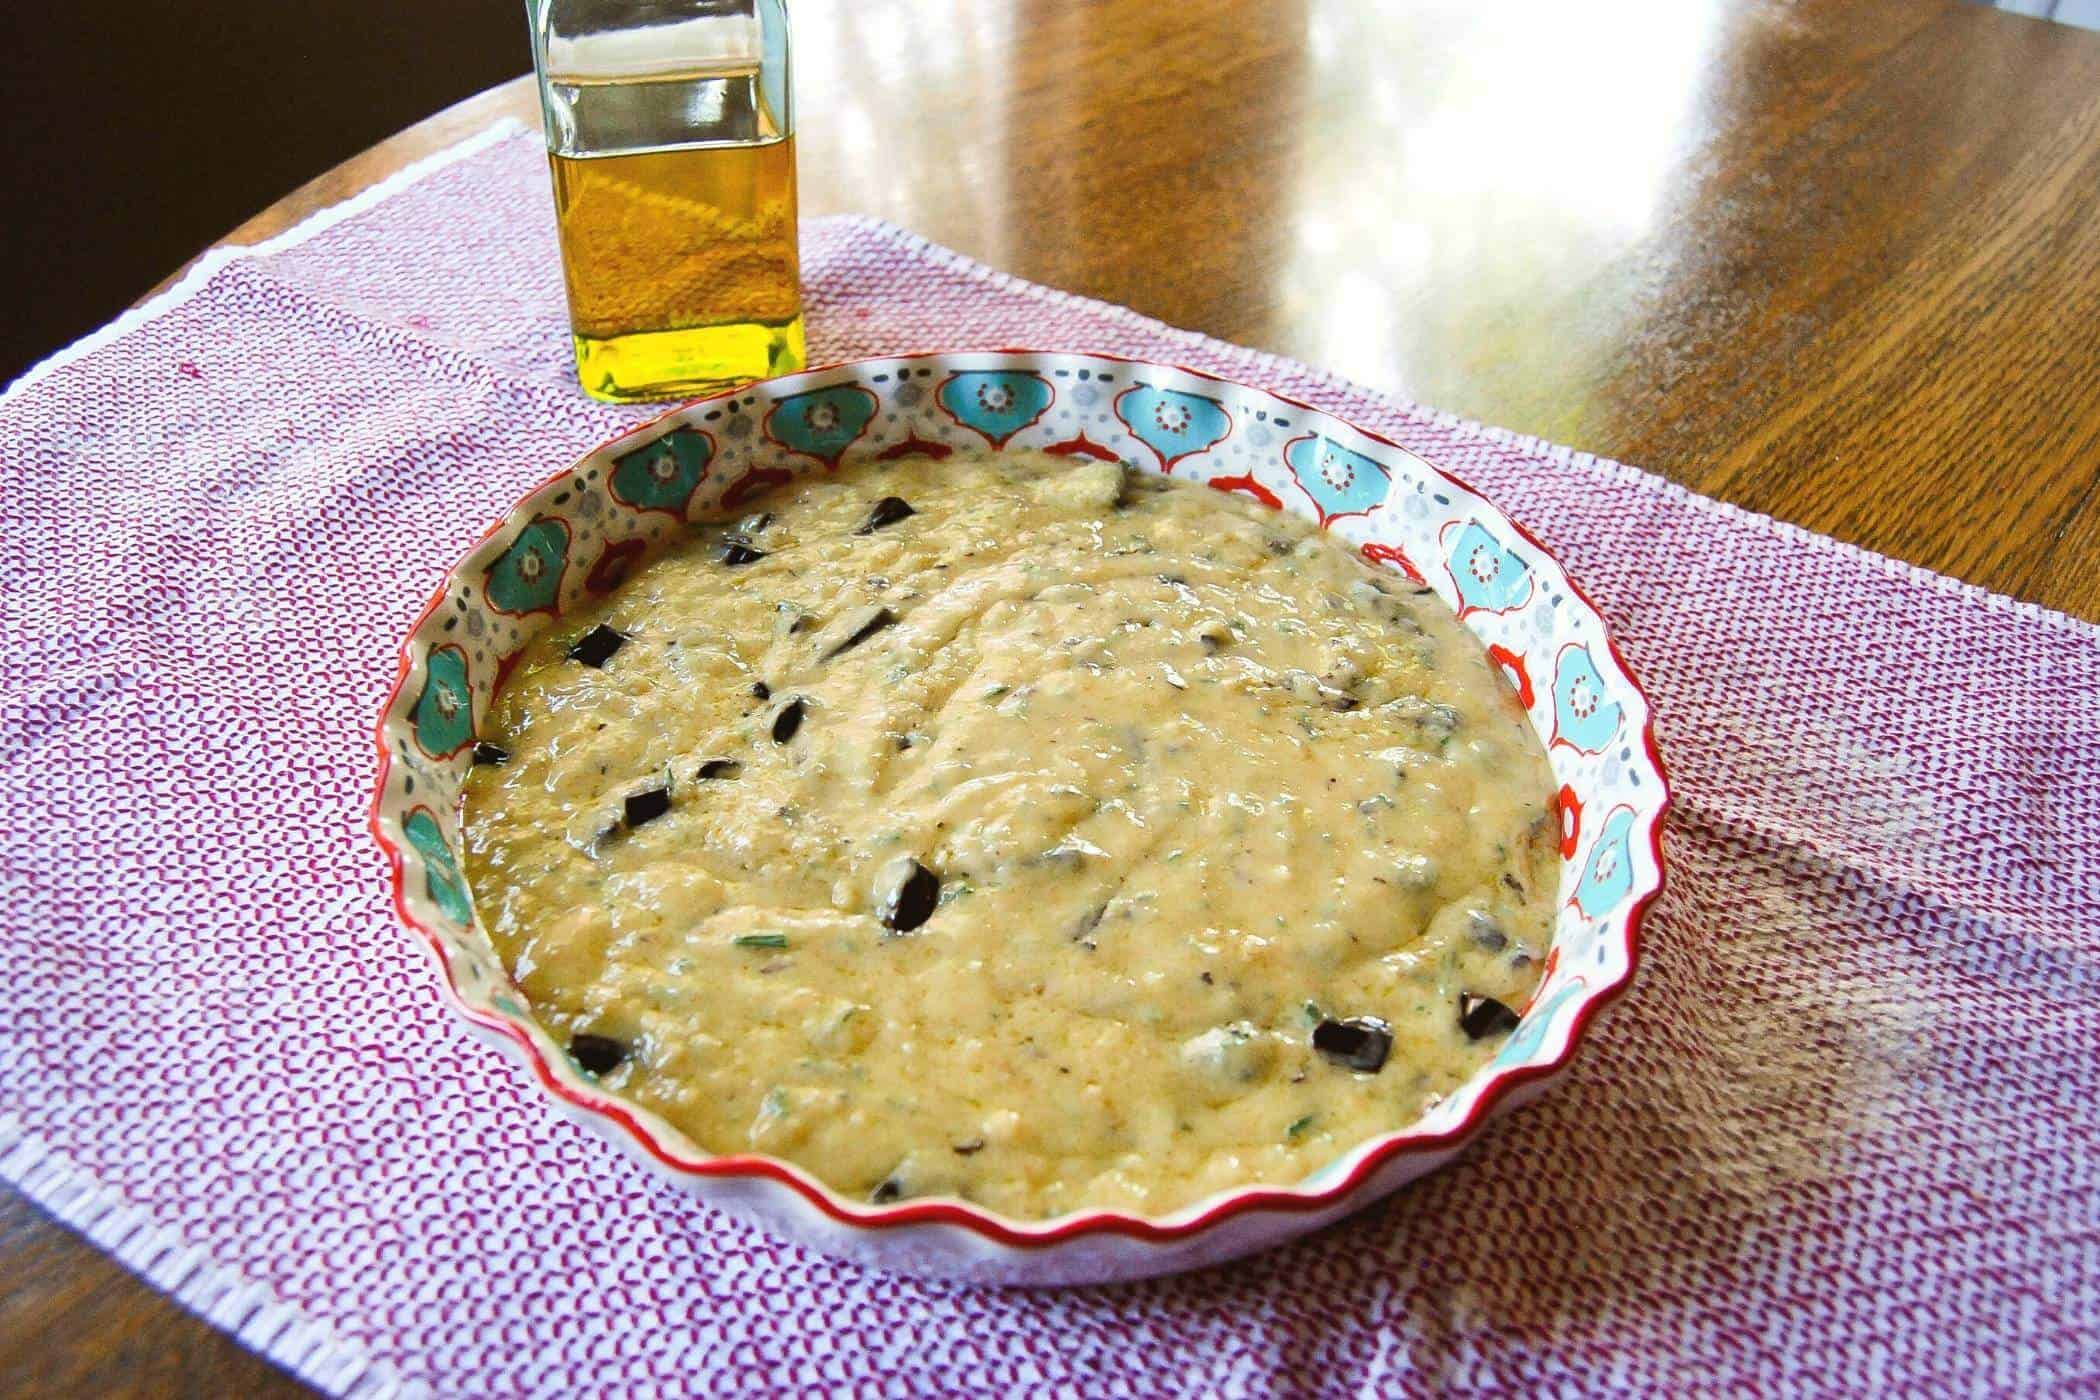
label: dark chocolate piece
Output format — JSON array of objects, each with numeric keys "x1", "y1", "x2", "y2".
[
  {"x1": 567, "y1": 624, "x2": 627, "y2": 668},
  {"x1": 855, "y1": 496, "x2": 915, "y2": 534},
  {"x1": 750, "y1": 680, "x2": 771, "y2": 701},
  {"x1": 869, "y1": 1178, "x2": 904, "y2": 1204},
  {"x1": 736, "y1": 511, "x2": 774, "y2": 536},
  {"x1": 569, "y1": 1033, "x2": 627, "y2": 1075},
  {"x1": 879, "y1": 861, "x2": 940, "y2": 934},
  {"x1": 623, "y1": 787, "x2": 671, "y2": 828},
  {"x1": 1459, "y1": 994, "x2": 1521, "y2": 1040},
  {"x1": 471, "y1": 741, "x2": 510, "y2": 766},
  {"x1": 952, "y1": 1138, "x2": 985, "y2": 1156},
  {"x1": 695, "y1": 759, "x2": 742, "y2": 780},
  {"x1": 822, "y1": 606, "x2": 897, "y2": 660},
  {"x1": 771, "y1": 697, "x2": 806, "y2": 743},
  {"x1": 1312, "y1": 1016, "x2": 1393, "y2": 1073},
  {"x1": 719, "y1": 539, "x2": 767, "y2": 567}
]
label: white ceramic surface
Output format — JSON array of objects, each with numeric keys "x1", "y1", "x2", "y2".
[{"x1": 370, "y1": 351, "x2": 1668, "y2": 1284}]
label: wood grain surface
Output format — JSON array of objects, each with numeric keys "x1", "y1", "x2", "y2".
[{"x1": 8, "y1": 0, "x2": 2099, "y2": 1392}]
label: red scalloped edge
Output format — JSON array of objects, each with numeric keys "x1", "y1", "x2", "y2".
[{"x1": 369, "y1": 350, "x2": 1671, "y2": 1252}]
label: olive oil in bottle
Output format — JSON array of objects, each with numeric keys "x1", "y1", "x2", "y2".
[{"x1": 530, "y1": 4, "x2": 803, "y2": 402}]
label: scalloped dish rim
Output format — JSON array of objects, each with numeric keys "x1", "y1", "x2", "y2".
[{"x1": 368, "y1": 349, "x2": 1670, "y2": 1257}]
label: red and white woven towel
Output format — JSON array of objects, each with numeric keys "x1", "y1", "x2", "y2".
[{"x1": 2, "y1": 123, "x2": 2095, "y2": 1396}]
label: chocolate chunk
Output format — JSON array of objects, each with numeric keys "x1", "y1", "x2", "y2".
[
  {"x1": 877, "y1": 860, "x2": 940, "y2": 934},
  {"x1": 855, "y1": 496, "x2": 915, "y2": 534},
  {"x1": 1467, "y1": 911, "x2": 1509, "y2": 953},
  {"x1": 471, "y1": 741, "x2": 510, "y2": 766},
  {"x1": 1459, "y1": 994, "x2": 1521, "y2": 1040},
  {"x1": 719, "y1": 539, "x2": 767, "y2": 567},
  {"x1": 736, "y1": 511, "x2": 774, "y2": 536},
  {"x1": 869, "y1": 1177, "x2": 905, "y2": 1204},
  {"x1": 821, "y1": 605, "x2": 897, "y2": 660},
  {"x1": 771, "y1": 697, "x2": 806, "y2": 743},
  {"x1": 1312, "y1": 1016, "x2": 1393, "y2": 1073},
  {"x1": 623, "y1": 787, "x2": 671, "y2": 828},
  {"x1": 750, "y1": 680, "x2": 771, "y2": 701},
  {"x1": 567, "y1": 624, "x2": 627, "y2": 668},
  {"x1": 952, "y1": 1138, "x2": 985, "y2": 1156},
  {"x1": 569, "y1": 1033, "x2": 627, "y2": 1075},
  {"x1": 695, "y1": 759, "x2": 742, "y2": 780}
]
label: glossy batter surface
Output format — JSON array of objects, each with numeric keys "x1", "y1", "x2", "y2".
[{"x1": 462, "y1": 450, "x2": 1556, "y2": 1218}]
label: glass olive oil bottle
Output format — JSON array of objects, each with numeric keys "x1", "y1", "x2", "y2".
[{"x1": 529, "y1": 1, "x2": 803, "y2": 402}]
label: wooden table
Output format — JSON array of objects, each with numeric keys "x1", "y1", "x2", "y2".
[{"x1": 6, "y1": 0, "x2": 2098, "y2": 1391}]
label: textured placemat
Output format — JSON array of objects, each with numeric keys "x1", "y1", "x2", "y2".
[{"x1": 3, "y1": 121, "x2": 2095, "y2": 1396}]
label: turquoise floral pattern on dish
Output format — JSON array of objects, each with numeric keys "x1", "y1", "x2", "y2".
[
  {"x1": 483, "y1": 515, "x2": 570, "y2": 617},
  {"x1": 610, "y1": 426, "x2": 713, "y2": 515},
  {"x1": 1283, "y1": 434, "x2": 1390, "y2": 524},
  {"x1": 765, "y1": 386, "x2": 877, "y2": 468},
  {"x1": 1440, "y1": 519, "x2": 1533, "y2": 618},
  {"x1": 936, "y1": 371, "x2": 1053, "y2": 448},
  {"x1": 403, "y1": 807, "x2": 472, "y2": 924},
  {"x1": 370, "y1": 353, "x2": 1667, "y2": 1261},
  {"x1": 411, "y1": 644, "x2": 473, "y2": 758},
  {"x1": 1114, "y1": 385, "x2": 1231, "y2": 471},
  {"x1": 1571, "y1": 805, "x2": 1637, "y2": 918},
  {"x1": 1550, "y1": 643, "x2": 1623, "y2": 754},
  {"x1": 1496, "y1": 980, "x2": 1584, "y2": 1064}
]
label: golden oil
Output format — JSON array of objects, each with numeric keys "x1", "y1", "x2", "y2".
[
  {"x1": 528, "y1": 0, "x2": 803, "y2": 403},
  {"x1": 550, "y1": 128, "x2": 804, "y2": 403}
]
